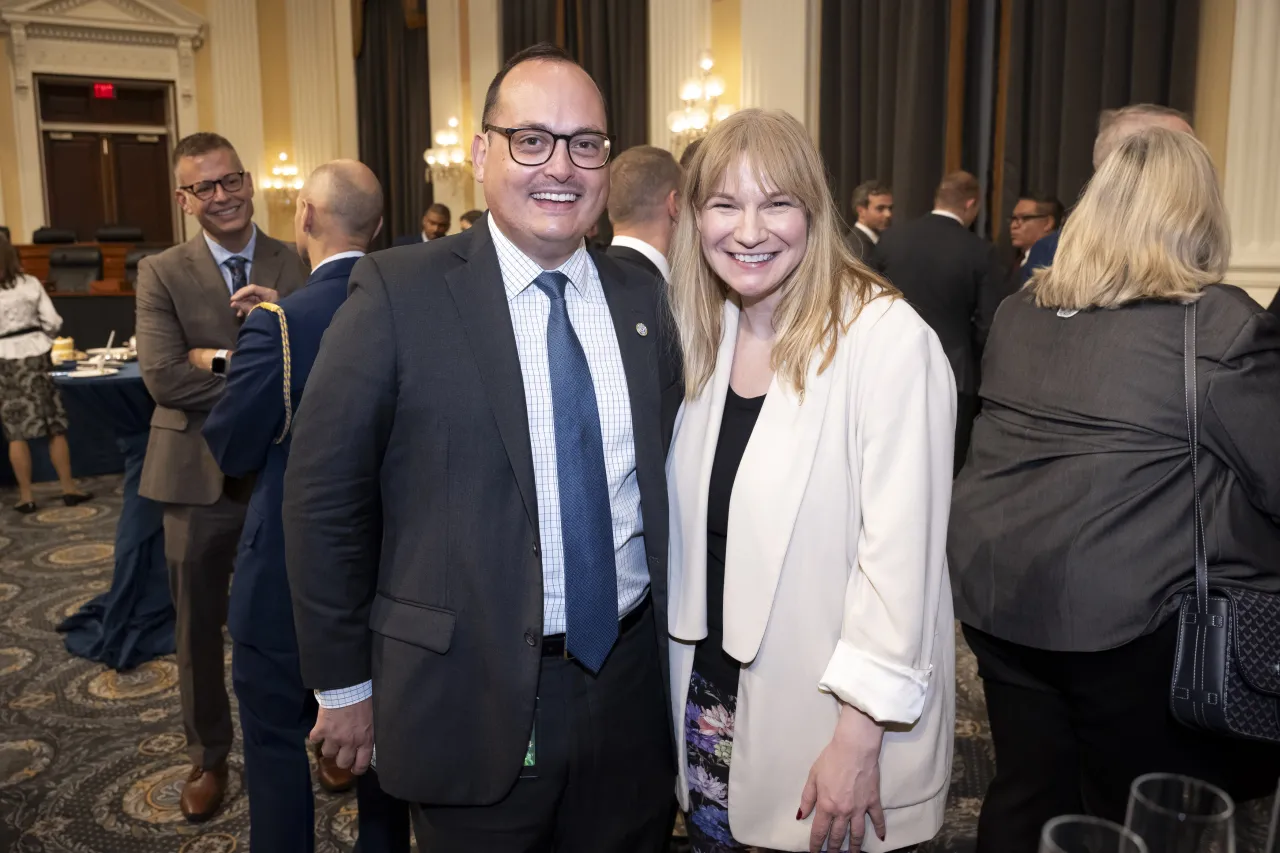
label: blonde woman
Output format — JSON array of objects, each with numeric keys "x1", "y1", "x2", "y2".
[
  {"x1": 950, "y1": 127, "x2": 1280, "y2": 852},
  {"x1": 666, "y1": 109, "x2": 956, "y2": 853}
]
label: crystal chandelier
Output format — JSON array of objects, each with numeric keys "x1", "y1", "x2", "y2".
[
  {"x1": 424, "y1": 117, "x2": 472, "y2": 184},
  {"x1": 264, "y1": 152, "x2": 302, "y2": 206},
  {"x1": 667, "y1": 51, "x2": 735, "y2": 156}
]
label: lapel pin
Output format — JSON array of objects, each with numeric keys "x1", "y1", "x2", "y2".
[{"x1": 635, "y1": 322, "x2": 649, "y2": 337}]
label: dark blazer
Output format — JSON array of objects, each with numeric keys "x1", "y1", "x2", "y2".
[
  {"x1": 1019, "y1": 229, "x2": 1060, "y2": 286},
  {"x1": 950, "y1": 286, "x2": 1280, "y2": 651},
  {"x1": 202, "y1": 256, "x2": 359, "y2": 651},
  {"x1": 1267, "y1": 286, "x2": 1280, "y2": 316},
  {"x1": 873, "y1": 213, "x2": 1008, "y2": 395},
  {"x1": 392, "y1": 233, "x2": 426, "y2": 247},
  {"x1": 281, "y1": 223, "x2": 683, "y2": 805},
  {"x1": 846, "y1": 224, "x2": 876, "y2": 262},
  {"x1": 135, "y1": 230, "x2": 307, "y2": 505},
  {"x1": 606, "y1": 242, "x2": 661, "y2": 279}
]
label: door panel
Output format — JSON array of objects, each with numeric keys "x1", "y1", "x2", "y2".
[
  {"x1": 43, "y1": 132, "x2": 107, "y2": 241},
  {"x1": 111, "y1": 134, "x2": 173, "y2": 243}
]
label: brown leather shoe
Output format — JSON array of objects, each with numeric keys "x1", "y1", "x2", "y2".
[
  {"x1": 180, "y1": 763, "x2": 227, "y2": 823},
  {"x1": 314, "y1": 745, "x2": 355, "y2": 794}
]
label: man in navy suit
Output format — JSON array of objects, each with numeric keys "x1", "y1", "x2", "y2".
[{"x1": 203, "y1": 160, "x2": 410, "y2": 853}]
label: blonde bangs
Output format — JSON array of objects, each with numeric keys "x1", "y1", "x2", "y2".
[{"x1": 669, "y1": 109, "x2": 897, "y2": 400}]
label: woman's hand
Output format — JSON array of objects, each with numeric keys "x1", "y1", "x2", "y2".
[{"x1": 799, "y1": 703, "x2": 886, "y2": 852}]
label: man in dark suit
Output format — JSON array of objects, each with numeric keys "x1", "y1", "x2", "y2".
[
  {"x1": 393, "y1": 202, "x2": 451, "y2": 246},
  {"x1": 606, "y1": 145, "x2": 681, "y2": 283},
  {"x1": 283, "y1": 43, "x2": 682, "y2": 851},
  {"x1": 202, "y1": 161, "x2": 410, "y2": 853},
  {"x1": 846, "y1": 180, "x2": 893, "y2": 262},
  {"x1": 874, "y1": 170, "x2": 1006, "y2": 475},
  {"x1": 1008, "y1": 194, "x2": 1062, "y2": 289},
  {"x1": 135, "y1": 132, "x2": 307, "y2": 821},
  {"x1": 1021, "y1": 104, "x2": 1194, "y2": 283}
]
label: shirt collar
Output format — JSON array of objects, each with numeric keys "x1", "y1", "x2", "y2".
[
  {"x1": 930, "y1": 209, "x2": 965, "y2": 226},
  {"x1": 204, "y1": 225, "x2": 258, "y2": 267},
  {"x1": 609, "y1": 235, "x2": 671, "y2": 281},
  {"x1": 487, "y1": 215, "x2": 598, "y2": 303},
  {"x1": 312, "y1": 250, "x2": 365, "y2": 274},
  {"x1": 854, "y1": 222, "x2": 880, "y2": 245},
  {"x1": 421, "y1": 232, "x2": 430, "y2": 242}
]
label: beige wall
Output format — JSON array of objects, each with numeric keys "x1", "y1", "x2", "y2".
[
  {"x1": 0, "y1": 34, "x2": 23, "y2": 234},
  {"x1": 258, "y1": 0, "x2": 296, "y2": 239},
  {"x1": 1194, "y1": 0, "x2": 1236, "y2": 180},
  {"x1": 176, "y1": 0, "x2": 216, "y2": 133},
  {"x1": 709, "y1": 0, "x2": 741, "y2": 114}
]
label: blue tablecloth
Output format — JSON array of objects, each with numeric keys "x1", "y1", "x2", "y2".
[{"x1": 54, "y1": 363, "x2": 174, "y2": 671}]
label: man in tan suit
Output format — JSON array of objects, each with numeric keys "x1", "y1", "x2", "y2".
[{"x1": 135, "y1": 132, "x2": 307, "y2": 822}]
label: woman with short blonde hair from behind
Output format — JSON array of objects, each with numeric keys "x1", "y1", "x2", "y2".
[
  {"x1": 950, "y1": 127, "x2": 1280, "y2": 853},
  {"x1": 666, "y1": 108, "x2": 956, "y2": 852}
]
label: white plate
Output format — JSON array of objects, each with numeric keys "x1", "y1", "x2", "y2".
[
  {"x1": 65, "y1": 367, "x2": 119, "y2": 378},
  {"x1": 86, "y1": 347, "x2": 132, "y2": 359}
]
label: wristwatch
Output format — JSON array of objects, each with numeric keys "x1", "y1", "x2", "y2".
[{"x1": 211, "y1": 349, "x2": 230, "y2": 376}]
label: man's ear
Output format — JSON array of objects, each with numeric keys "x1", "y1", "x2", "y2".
[
  {"x1": 472, "y1": 133, "x2": 489, "y2": 183},
  {"x1": 666, "y1": 188, "x2": 679, "y2": 221}
]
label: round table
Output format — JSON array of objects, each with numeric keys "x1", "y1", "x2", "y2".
[{"x1": 53, "y1": 363, "x2": 175, "y2": 671}]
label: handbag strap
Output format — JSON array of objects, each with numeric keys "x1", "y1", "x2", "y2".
[{"x1": 1183, "y1": 303, "x2": 1209, "y2": 612}]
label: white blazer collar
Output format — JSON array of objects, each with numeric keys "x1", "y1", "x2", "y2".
[{"x1": 668, "y1": 299, "x2": 837, "y2": 663}]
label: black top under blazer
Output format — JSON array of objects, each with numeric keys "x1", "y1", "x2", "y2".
[{"x1": 949, "y1": 285, "x2": 1280, "y2": 652}]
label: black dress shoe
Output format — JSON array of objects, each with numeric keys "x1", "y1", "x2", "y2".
[
  {"x1": 13, "y1": 502, "x2": 36, "y2": 514},
  {"x1": 62, "y1": 492, "x2": 93, "y2": 506}
]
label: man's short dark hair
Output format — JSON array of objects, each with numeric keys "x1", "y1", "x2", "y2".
[
  {"x1": 935, "y1": 171, "x2": 980, "y2": 208},
  {"x1": 1021, "y1": 193, "x2": 1065, "y2": 230},
  {"x1": 678, "y1": 138, "x2": 703, "y2": 171},
  {"x1": 852, "y1": 180, "x2": 892, "y2": 212},
  {"x1": 608, "y1": 146, "x2": 682, "y2": 226},
  {"x1": 482, "y1": 42, "x2": 606, "y2": 129},
  {"x1": 172, "y1": 132, "x2": 239, "y2": 169},
  {"x1": 460, "y1": 209, "x2": 483, "y2": 225},
  {"x1": 426, "y1": 203, "x2": 451, "y2": 219}
]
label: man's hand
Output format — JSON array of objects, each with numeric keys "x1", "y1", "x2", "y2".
[
  {"x1": 311, "y1": 698, "x2": 374, "y2": 775},
  {"x1": 230, "y1": 284, "x2": 279, "y2": 317},
  {"x1": 187, "y1": 348, "x2": 219, "y2": 371}
]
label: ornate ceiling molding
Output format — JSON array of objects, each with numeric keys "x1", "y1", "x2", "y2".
[{"x1": 0, "y1": 0, "x2": 204, "y2": 45}]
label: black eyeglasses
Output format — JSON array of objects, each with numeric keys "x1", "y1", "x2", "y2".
[
  {"x1": 1010, "y1": 213, "x2": 1051, "y2": 225},
  {"x1": 484, "y1": 125, "x2": 612, "y2": 169},
  {"x1": 179, "y1": 171, "x2": 246, "y2": 201}
]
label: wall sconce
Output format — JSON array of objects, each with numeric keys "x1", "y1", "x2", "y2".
[
  {"x1": 264, "y1": 152, "x2": 303, "y2": 206},
  {"x1": 667, "y1": 50, "x2": 735, "y2": 157},
  {"x1": 424, "y1": 117, "x2": 473, "y2": 184}
]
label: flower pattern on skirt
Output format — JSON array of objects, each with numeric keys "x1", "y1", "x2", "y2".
[{"x1": 685, "y1": 669, "x2": 755, "y2": 853}]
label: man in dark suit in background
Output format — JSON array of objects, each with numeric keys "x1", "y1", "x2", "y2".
[
  {"x1": 203, "y1": 161, "x2": 409, "y2": 853},
  {"x1": 1009, "y1": 194, "x2": 1062, "y2": 288},
  {"x1": 283, "y1": 43, "x2": 682, "y2": 851},
  {"x1": 135, "y1": 132, "x2": 307, "y2": 821},
  {"x1": 393, "y1": 202, "x2": 451, "y2": 245},
  {"x1": 606, "y1": 145, "x2": 681, "y2": 283},
  {"x1": 874, "y1": 170, "x2": 1006, "y2": 475},
  {"x1": 459, "y1": 209, "x2": 484, "y2": 230},
  {"x1": 847, "y1": 180, "x2": 893, "y2": 262}
]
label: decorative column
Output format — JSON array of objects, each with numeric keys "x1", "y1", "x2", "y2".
[
  {"x1": 9, "y1": 23, "x2": 45, "y2": 242},
  {"x1": 208, "y1": 0, "x2": 265, "y2": 230},
  {"x1": 286, "y1": 0, "x2": 341, "y2": 179},
  {"x1": 1223, "y1": 0, "x2": 1280, "y2": 306},
  {"x1": 648, "y1": 0, "x2": 711, "y2": 150},
  {"x1": 739, "y1": 0, "x2": 812, "y2": 124}
]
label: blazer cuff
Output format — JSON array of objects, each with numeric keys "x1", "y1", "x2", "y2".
[
  {"x1": 818, "y1": 639, "x2": 930, "y2": 725},
  {"x1": 315, "y1": 680, "x2": 372, "y2": 709}
]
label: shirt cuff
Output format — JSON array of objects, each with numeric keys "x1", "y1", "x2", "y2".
[
  {"x1": 315, "y1": 680, "x2": 372, "y2": 709},
  {"x1": 817, "y1": 639, "x2": 930, "y2": 725}
]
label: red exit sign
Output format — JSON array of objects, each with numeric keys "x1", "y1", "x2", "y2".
[{"x1": 92, "y1": 82, "x2": 115, "y2": 99}]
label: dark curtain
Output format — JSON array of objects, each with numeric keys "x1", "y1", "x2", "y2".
[
  {"x1": 355, "y1": 0, "x2": 432, "y2": 250},
  {"x1": 998, "y1": 0, "x2": 1199, "y2": 229},
  {"x1": 818, "y1": 0, "x2": 951, "y2": 226},
  {"x1": 500, "y1": 0, "x2": 649, "y2": 153}
]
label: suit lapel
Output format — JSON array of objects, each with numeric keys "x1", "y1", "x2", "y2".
[
  {"x1": 445, "y1": 228, "x2": 540, "y2": 536},
  {"x1": 184, "y1": 234, "x2": 240, "y2": 338},
  {"x1": 251, "y1": 233, "x2": 286, "y2": 291}
]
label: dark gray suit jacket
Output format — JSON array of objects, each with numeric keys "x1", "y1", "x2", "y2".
[
  {"x1": 950, "y1": 286, "x2": 1280, "y2": 652},
  {"x1": 282, "y1": 221, "x2": 682, "y2": 805}
]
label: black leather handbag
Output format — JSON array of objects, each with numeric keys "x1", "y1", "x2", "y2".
[{"x1": 1170, "y1": 303, "x2": 1280, "y2": 743}]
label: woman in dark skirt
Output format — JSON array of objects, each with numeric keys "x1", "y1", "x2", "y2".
[{"x1": 0, "y1": 235, "x2": 91, "y2": 512}]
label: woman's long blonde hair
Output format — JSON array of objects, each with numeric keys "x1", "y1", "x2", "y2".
[
  {"x1": 1030, "y1": 127, "x2": 1230, "y2": 310},
  {"x1": 668, "y1": 109, "x2": 897, "y2": 400}
]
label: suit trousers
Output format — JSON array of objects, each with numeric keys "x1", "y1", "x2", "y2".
[
  {"x1": 954, "y1": 392, "x2": 979, "y2": 477},
  {"x1": 964, "y1": 620, "x2": 1280, "y2": 853},
  {"x1": 233, "y1": 640, "x2": 411, "y2": 853},
  {"x1": 411, "y1": 600, "x2": 675, "y2": 853},
  {"x1": 163, "y1": 493, "x2": 246, "y2": 769}
]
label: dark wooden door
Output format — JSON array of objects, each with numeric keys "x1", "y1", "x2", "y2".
[
  {"x1": 43, "y1": 132, "x2": 107, "y2": 241},
  {"x1": 111, "y1": 134, "x2": 173, "y2": 243}
]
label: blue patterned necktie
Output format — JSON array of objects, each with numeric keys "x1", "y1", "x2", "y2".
[
  {"x1": 225, "y1": 255, "x2": 249, "y2": 294},
  {"x1": 532, "y1": 271, "x2": 618, "y2": 673}
]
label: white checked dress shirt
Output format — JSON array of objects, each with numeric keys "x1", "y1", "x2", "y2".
[
  {"x1": 204, "y1": 226, "x2": 258, "y2": 294},
  {"x1": 317, "y1": 216, "x2": 649, "y2": 710}
]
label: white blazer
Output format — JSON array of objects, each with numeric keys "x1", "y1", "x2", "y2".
[{"x1": 667, "y1": 294, "x2": 957, "y2": 851}]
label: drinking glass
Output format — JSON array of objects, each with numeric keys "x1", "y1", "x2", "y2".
[
  {"x1": 1039, "y1": 815, "x2": 1149, "y2": 853},
  {"x1": 1126, "y1": 772, "x2": 1236, "y2": 853}
]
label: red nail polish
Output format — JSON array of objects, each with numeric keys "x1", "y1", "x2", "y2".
[{"x1": 796, "y1": 808, "x2": 803, "y2": 820}]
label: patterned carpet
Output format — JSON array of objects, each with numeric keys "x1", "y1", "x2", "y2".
[{"x1": 0, "y1": 475, "x2": 1272, "y2": 852}]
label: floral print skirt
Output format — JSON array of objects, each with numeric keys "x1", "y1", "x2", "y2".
[{"x1": 685, "y1": 668, "x2": 762, "y2": 853}]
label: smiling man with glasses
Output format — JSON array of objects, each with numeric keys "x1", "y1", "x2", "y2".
[
  {"x1": 283, "y1": 43, "x2": 681, "y2": 852},
  {"x1": 133, "y1": 132, "x2": 308, "y2": 823}
]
